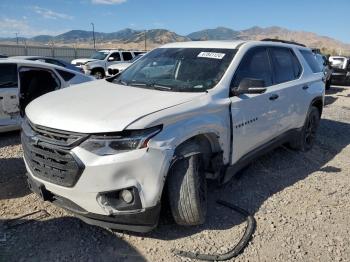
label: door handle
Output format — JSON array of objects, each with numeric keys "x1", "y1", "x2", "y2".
[
  {"x1": 269, "y1": 94, "x2": 279, "y2": 100},
  {"x1": 302, "y1": 85, "x2": 309, "y2": 90}
]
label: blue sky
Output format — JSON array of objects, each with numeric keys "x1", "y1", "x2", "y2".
[{"x1": 0, "y1": 0, "x2": 349, "y2": 43}]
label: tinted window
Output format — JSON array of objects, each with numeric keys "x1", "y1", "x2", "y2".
[
  {"x1": 0, "y1": 64, "x2": 18, "y2": 88},
  {"x1": 57, "y1": 69, "x2": 75, "y2": 81},
  {"x1": 270, "y1": 47, "x2": 302, "y2": 84},
  {"x1": 109, "y1": 52, "x2": 121, "y2": 61},
  {"x1": 133, "y1": 52, "x2": 145, "y2": 56},
  {"x1": 122, "y1": 52, "x2": 133, "y2": 61},
  {"x1": 232, "y1": 47, "x2": 273, "y2": 88},
  {"x1": 300, "y1": 50, "x2": 322, "y2": 73}
]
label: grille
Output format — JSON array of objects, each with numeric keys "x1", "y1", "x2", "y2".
[{"x1": 22, "y1": 120, "x2": 86, "y2": 187}]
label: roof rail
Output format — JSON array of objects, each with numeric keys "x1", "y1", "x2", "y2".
[{"x1": 260, "y1": 38, "x2": 306, "y2": 47}]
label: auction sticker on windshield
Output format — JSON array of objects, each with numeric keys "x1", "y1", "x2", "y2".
[{"x1": 197, "y1": 52, "x2": 226, "y2": 59}]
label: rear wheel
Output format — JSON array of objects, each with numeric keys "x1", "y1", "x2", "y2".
[
  {"x1": 289, "y1": 106, "x2": 320, "y2": 151},
  {"x1": 167, "y1": 154, "x2": 207, "y2": 226}
]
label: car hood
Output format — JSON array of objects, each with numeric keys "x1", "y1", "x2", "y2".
[
  {"x1": 71, "y1": 58, "x2": 97, "y2": 65},
  {"x1": 26, "y1": 80, "x2": 205, "y2": 133}
]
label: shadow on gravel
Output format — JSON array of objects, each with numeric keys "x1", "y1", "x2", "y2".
[
  {"x1": 326, "y1": 86, "x2": 346, "y2": 95},
  {"x1": 140, "y1": 118, "x2": 350, "y2": 240},
  {"x1": 0, "y1": 131, "x2": 20, "y2": 149},
  {"x1": 324, "y1": 96, "x2": 337, "y2": 106},
  {"x1": 0, "y1": 131, "x2": 29, "y2": 200},
  {"x1": 0, "y1": 217, "x2": 147, "y2": 262}
]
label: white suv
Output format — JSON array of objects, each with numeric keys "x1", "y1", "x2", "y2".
[
  {"x1": 71, "y1": 50, "x2": 145, "y2": 79},
  {"x1": 22, "y1": 40, "x2": 325, "y2": 232}
]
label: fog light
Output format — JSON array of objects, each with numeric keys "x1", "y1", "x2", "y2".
[{"x1": 119, "y1": 189, "x2": 134, "y2": 204}]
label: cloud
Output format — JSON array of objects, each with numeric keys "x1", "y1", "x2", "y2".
[
  {"x1": 32, "y1": 6, "x2": 73, "y2": 20},
  {"x1": 0, "y1": 18, "x2": 68, "y2": 37},
  {"x1": 91, "y1": 0, "x2": 126, "y2": 5}
]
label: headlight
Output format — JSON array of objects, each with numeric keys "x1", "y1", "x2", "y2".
[{"x1": 80, "y1": 126, "x2": 162, "y2": 156}]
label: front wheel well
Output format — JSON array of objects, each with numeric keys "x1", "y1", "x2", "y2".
[{"x1": 91, "y1": 67, "x2": 105, "y2": 76}]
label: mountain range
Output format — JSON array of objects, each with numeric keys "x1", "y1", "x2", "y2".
[{"x1": 1, "y1": 26, "x2": 349, "y2": 55}]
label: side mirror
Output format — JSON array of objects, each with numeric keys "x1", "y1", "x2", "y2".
[
  {"x1": 108, "y1": 57, "x2": 115, "y2": 61},
  {"x1": 233, "y1": 78, "x2": 267, "y2": 96}
]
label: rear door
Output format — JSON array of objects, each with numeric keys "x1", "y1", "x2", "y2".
[
  {"x1": 268, "y1": 46, "x2": 305, "y2": 132},
  {"x1": 0, "y1": 63, "x2": 20, "y2": 129}
]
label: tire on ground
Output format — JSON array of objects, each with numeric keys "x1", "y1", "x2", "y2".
[
  {"x1": 289, "y1": 106, "x2": 320, "y2": 152},
  {"x1": 167, "y1": 152, "x2": 207, "y2": 226}
]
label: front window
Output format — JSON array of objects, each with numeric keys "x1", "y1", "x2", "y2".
[
  {"x1": 90, "y1": 51, "x2": 109, "y2": 60},
  {"x1": 113, "y1": 48, "x2": 237, "y2": 92}
]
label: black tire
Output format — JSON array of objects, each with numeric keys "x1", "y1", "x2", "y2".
[
  {"x1": 289, "y1": 106, "x2": 320, "y2": 151},
  {"x1": 92, "y1": 69, "x2": 105, "y2": 79},
  {"x1": 167, "y1": 154, "x2": 207, "y2": 226}
]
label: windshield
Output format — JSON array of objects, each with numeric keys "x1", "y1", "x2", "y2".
[
  {"x1": 90, "y1": 51, "x2": 108, "y2": 60},
  {"x1": 113, "y1": 48, "x2": 237, "y2": 92}
]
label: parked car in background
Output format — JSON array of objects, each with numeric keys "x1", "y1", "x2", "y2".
[
  {"x1": 0, "y1": 59, "x2": 94, "y2": 132},
  {"x1": 71, "y1": 50, "x2": 145, "y2": 79},
  {"x1": 23, "y1": 40, "x2": 324, "y2": 232},
  {"x1": 314, "y1": 53, "x2": 333, "y2": 90},
  {"x1": 107, "y1": 53, "x2": 145, "y2": 76},
  {"x1": 329, "y1": 56, "x2": 348, "y2": 69},
  {"x1": 0, "y1": 53, "x2": 8, "y2": 58},
  {"x1": 12, "y1": 56, "x2": 83, "y2": 73},
  {"x1": 330, "y1": 58, "x2": 350, "y2": 86}
]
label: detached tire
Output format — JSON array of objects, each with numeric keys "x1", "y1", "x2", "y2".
[
  {"x1": 167, "y1": 154, "x2": 207, "y2": 226},
  {"x1": 289, "y1": 106, "x2": 320, "y2": 151}
]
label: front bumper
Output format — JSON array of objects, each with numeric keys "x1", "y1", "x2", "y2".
[
  {"x1": 26, "y1": 173, "x2": 161, "y2": 232},
  {"x1": 24, "y1": 145, "x2": 172, "y2": 215}
]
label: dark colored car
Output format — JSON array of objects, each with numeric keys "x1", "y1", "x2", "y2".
[
  {"x1": 330, "y1": 59, "x2": 350, "y2": 86},
  {"x1": 11, "y1": 56, "x2": 83, "y2": 73}
]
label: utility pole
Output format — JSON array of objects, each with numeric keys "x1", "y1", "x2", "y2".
[
  {"x1": 91, "y1": 22, "x2": 96, "y2": 49},
  {"x1": 15, "y1": 32, "x2": 19, "y2": 45},
  {"x1": 144, "y1": 30, "x2": 147, "y2": 51}
]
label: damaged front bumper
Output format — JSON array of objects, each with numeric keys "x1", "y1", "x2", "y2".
[{"x1": 26, "y1": 173, "x2": 161, "y2": 232}]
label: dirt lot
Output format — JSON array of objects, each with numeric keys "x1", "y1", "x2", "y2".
[{"x1": 1, "y1": 86, "x2": 350, "y2": 262}]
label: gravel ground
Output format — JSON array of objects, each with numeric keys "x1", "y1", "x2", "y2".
[{"x1": 1, "y1": 86, "x2": 350, "y2": 262}]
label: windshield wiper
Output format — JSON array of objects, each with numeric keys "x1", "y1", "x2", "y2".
[
  {"x1": 128, "y1": 81, "x2": 175, "y2": 91},
  {"x1": 0, "y1": 81, "x2": 17, "y2": 87}
]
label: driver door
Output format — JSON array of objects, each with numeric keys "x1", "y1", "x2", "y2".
[
  {"x1": 0, "y1": 63, "x2": 20, "y2": 131},
  {"x1": 229, "y1": 47, "x2": 281, "y2": 163},
  {"x1": 106, "y1": 52, "x2": 121, "y2": 68}
]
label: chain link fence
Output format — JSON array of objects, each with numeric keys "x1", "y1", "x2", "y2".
[{"x1": 0, "y1": 44, "x2": 97, "y2": 62}]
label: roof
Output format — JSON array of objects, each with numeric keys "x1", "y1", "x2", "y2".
[
  {"x1": 98, "y1": 49, "x2": 145, "y2": 53},
  {"x1": 0, "y1": 58, "x2": 84, "y2": 74},
  {"x1": 161, "y1": 40, "x2": 246, "y2": 49},
  {"x1": 160, "y1": 40, "x2": 310, "y2": 50}
]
